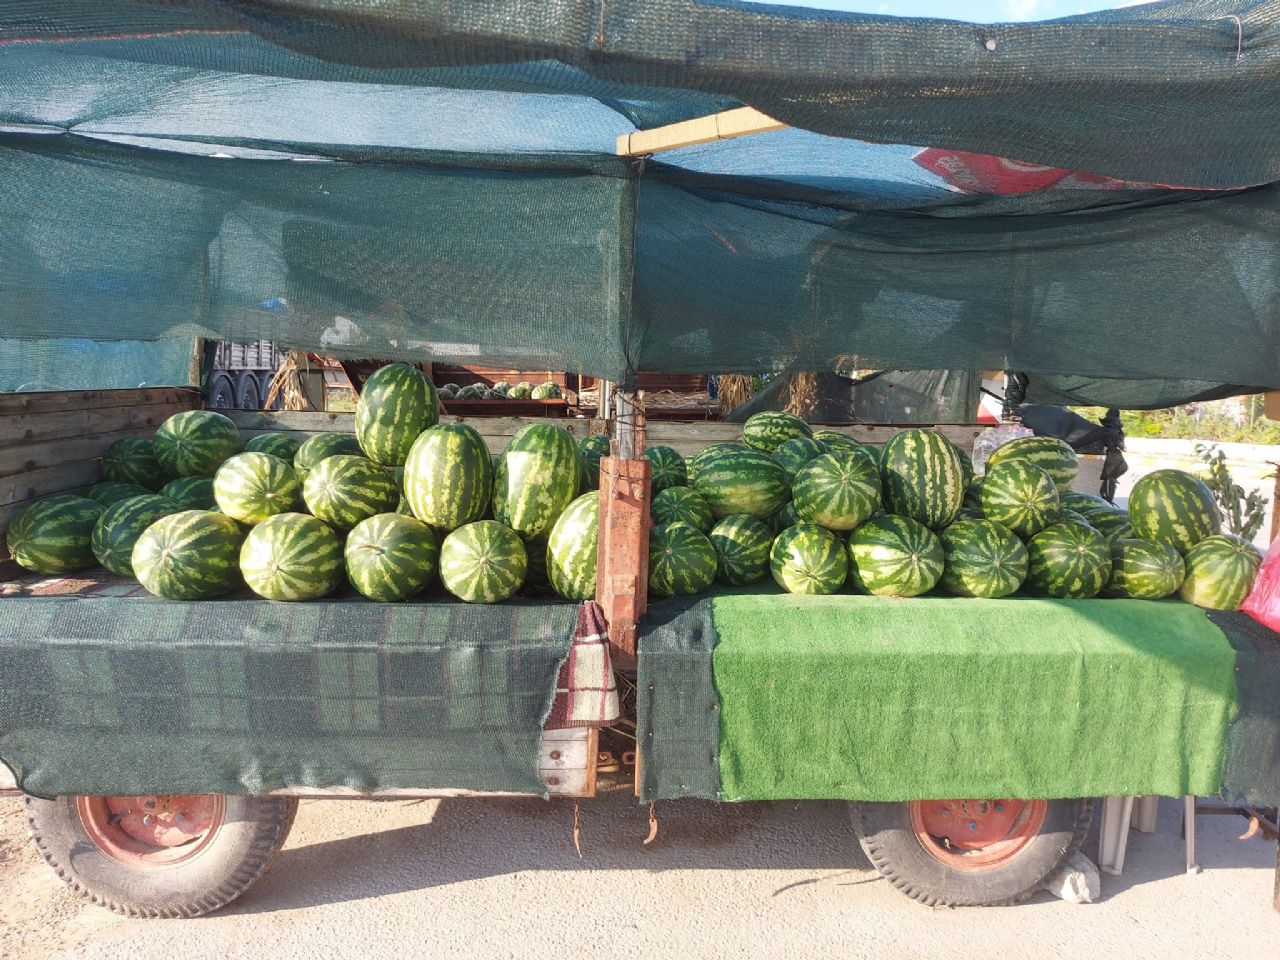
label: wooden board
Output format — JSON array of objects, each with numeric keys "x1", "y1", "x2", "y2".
[{"x1": 0, "y1": 387, "x2": 197, "y2": 417}]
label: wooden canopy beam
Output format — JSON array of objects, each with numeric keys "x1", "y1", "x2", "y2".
[{"x1": 615, "y1": 107, "x2": 787, "y2": 157}]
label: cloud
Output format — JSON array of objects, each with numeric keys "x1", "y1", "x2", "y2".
[{"x1": 1004, "y1": 0, "x2": 1045, "y2": 19}]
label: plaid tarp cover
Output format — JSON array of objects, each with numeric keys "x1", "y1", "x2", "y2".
[{"x1": 0, "y1": 574, "x2": 586, "y2": 798}]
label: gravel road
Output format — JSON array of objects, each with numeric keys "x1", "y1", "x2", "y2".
[{"x1": 2, "y1": 791, "x2": 1275, "y2": 959}]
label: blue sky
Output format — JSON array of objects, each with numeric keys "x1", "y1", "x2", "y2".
[{"x1": 769, "y1": 0, "x2": 1152, "y2": 21}]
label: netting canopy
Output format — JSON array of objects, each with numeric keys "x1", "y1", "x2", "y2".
[{"x1": 1, "y1": 1, "x2": 1278, "y2": 393}]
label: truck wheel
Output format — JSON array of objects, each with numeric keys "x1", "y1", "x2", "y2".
[
  {"x1": 207, "y1": 372, "x2": 235, "y2": 409},
  {"x1": 851, "y1": 797, "x2": 1093, "y2": 907},
  {"x1": 25, "y1": 793, "x2": 298, "y2": 918},
  {"x1": 258, "y1": 371, "x2": 282, "y2": 410},
  {"x1": 235, "y1": 371, "x2": 261, "y2": 410}
]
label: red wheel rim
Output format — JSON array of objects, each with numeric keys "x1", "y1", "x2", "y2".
[
  {"x1": 76, "y1": 795, "x2": 224, "y2": 867},
  {"x1": 909, "y1": 798, "x2": 1048, "y2": 870}
]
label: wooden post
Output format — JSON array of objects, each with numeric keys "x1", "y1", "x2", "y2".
[{"x1": 596, "y1": 389, "x2": 649, "y2": 666}]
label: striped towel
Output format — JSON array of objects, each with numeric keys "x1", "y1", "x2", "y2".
[{"x1": 544, "y1": 601, "x2": 619, "y2": 729}]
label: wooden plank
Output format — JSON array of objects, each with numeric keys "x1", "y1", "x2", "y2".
[
  {"x1": 0, "y1": 387, "x2": 198, "y2": 417},
  {"x1": 1, "y1": 401, "x2": 196, "y2": 447},
  {"x1": 0, "y1": 426, "x2": 162, "y2": 479},
  {"x1": 616, "y1": 107, "x2": 786, "y2": 156},
  {"x1": 0, "y1": 461, "x2": 100, "y2": 506}
]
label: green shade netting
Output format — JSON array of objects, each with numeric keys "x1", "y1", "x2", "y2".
[{"x1": 711, "y1": 591, "x2": 1237, "y2": 801}]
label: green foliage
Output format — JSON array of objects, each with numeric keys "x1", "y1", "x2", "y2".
[
  {"x1": 1072, "y1": 398, "x2": 1280, "y2": 445},
  {"x1": 1194, "y1": 443, "x2": 1268, "y2": 540}
]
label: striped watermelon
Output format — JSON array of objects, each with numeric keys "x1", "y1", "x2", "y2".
[
  {"x1": 213, "y1": 452, "x2": 301, "y2": 524},
  {"x1": 952, "y1": 443, "x2": 975, "y2": 490},
  {"x1": 767, "y1": 500, "x2": 802, "y2": 535},
  {"x1": 1085, "y1": 508, "x2": 1133, "y2": 545},
  {"x1": 743, "y1": 411, "x2": 812, "y2": 453},
  {"x1": 848, "y1": 514, "x2": 944, "y2": 597},
  {"x1": 1061, "y1": 492, "x2": 1113, "y2": 515},
  {"x1": 101, "y1": 437, "x2": 168, "y2": 491},
  {"x1": 792, "y1": 451, "x2": 881, "y2": 531},
  {"x1": 1058, "y1": 508, "x2": 1093, "y2": 528},
  {"x1": 1128, "y1": 469, "x2": 1222, "y2": 554},
  {"x1": 980, "y1": 461, "x2": 1060, "y2": 538},
  {"x1": 345, "y1": 512, "x2": 439, "y2": 602},
  {"x1": 687, "y1": 442, "x2": 748, "y2": 486},
  {"x1": 547, "y1": 491, "x2": 600, "y2": 601},
  {"x1": 648, "y1": 521, "x2": 717, "y2": 598},
  {"x1": 509, "y1": 381, "x2": 534, "y2": 399},
  {"x1": 651, "y1": 486, "x2": 714, "y2": 532},
  {"x1": 709, "y1": 515, "x2": 774, "y2": 586},
  {"x1": 6, "y1": 495, "x2": 103, "y2": 574},
  {"x1": 491, "y1": 381, "x2": 511, "y2": 395},
  {"x1": 962, "y1": 478, "x2": 984, "y2": 515},
  {"x1": 813, "y1": 430, "x2": 864, "y2": 455},
  {"x1": 154, "y1": 410, "x2": 240, "y2": 478},
  {"x1": 939, "y1": 519, "x2": 1027, "y2": 598},
  {"x1": 403, "y1": 423, "x2": 494, "y2": 532},
  {"x1": 159, "y1": 476, "x2": 216, "y2": 511},
  {"x1": 770, "y1": 523, "x2": 848, "y2": 595},
  {"x1": 302, "y1": 455, "x2": 399, "y2": 531},
  {"x1": 986, "y1": 435, "x2": 1079, "y2": 491},
  {"x1": 86, "y1": 482, "x2": 152, "y2": 506},
  {"x1": 645, "y1": 446, "x2": 687, "y2": 494},
  {"x1": 293, "y1": 432, "x2": 363, "y2": 482},
  {"x1": 1106, "y1": 538, "x2": 1185, "y2": 600},
  {"x1": 578, "y1": 435, "x2": 611, "y2": 492},
  {"x1": 1178, "y1": 534, "x2": 1262, "y2": 610},
  {"x1": 355, "y1": 363, "x2": 440, "y2": 467},
  {"x1": 879, "y1": 429, "x2": 965, "y2": 530},
  {"x1": 1025, "y1": 522, "x2": 1111, "y2": 599},
  {"x1": 244, "y1": 432, "x2": 301, "y2": 463},
  {"x1": 531, "y1": 381, "x2": 563, "y2": 400},
  {"x1": 493, "y1": 423, "x2": 579, "y2": 539},
  {"x1": 439, "y1": 520, "x2": 528, "y2": 603},
  {"x1": 240, "y1": 513, "x2": 343, "y2": 601},
  {"x1": 772, "y1": 436, "x2": 827, "y2": 482},
  {"x1": 691, "y1": 447, "x2": 789, "y2": 519},
  {"x1": 91, "y1": 494, "x2": 181, "y2": 577},
  {"x1": 132, "y1": 510, "x2": 244, "y2": 599}
]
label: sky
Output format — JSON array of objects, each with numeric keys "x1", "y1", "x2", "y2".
[{"x1": 767, "y1": 0, "x2": 1154, "y2": 22}]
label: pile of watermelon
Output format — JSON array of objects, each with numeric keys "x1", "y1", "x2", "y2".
[{"x1": 5, "y1": 385, "x2": 1261, "y2": 612}]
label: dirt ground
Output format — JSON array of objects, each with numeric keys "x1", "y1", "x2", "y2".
[{"x1": 2, "y1": 792, "x2": 1276, "y2": 960}]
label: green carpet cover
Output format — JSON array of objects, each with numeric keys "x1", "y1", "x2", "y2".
[{"x1": 712, "y1": 590, "x2": 1237, "y2": 802}]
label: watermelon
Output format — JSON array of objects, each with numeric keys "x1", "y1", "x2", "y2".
[
  {"x1": 159, "y1": 476, "x2": 216, "y2": 511},
  {"x1": 848, "y1": 514, "x2": 944, "y2": 597},
  {"x1": 939, "y1": 519, "x2": 1027, "y2": 598},
  {"x1": 648, "y1": 521, "x2": 717, "y2": 598},
  {"x1": 491, "y1": 380, "x2": 511, "y2": 395},
  {"x1": 1025, "y1": 522, "x2": 1111, "y2": 599},
  {"x1": 131, "y1": 510, "x2": 244, "y2": 599},
  {"x1": 879, "y1": 428, "x2": 965, "y2": 530},
  {"x1": 293, "y1": 432, "x2": 363, "y2": 482},
  {"x1": 244, "y1": 432, "x2": 301, "y2": 463},
  {"x1": 403, "y1": 423, "x2": 494, "y2": 532},
  {"x1": 791, "y1": 451, "x2": 881, "y2": 532},
  {"x1": 813, "y1": 430, "x2": 864, "y2": 455},
  {"x1": 742, "y1": 411, "x2": 812, "y2": 453},
  {"x1": 578, "y1": 435, "x2": 611, "y2": 492},
  {"x1": 509, "y1": 381, "x2": 534, "y2": 400},
  {"x1": 709, "y1": 515, "x2": 774, "y2": 586},
  {"x1": 1178, "y1": 533, "x2": 1262, "y2": 610},
  {"x1": 953, "y1": 443, "x2": 975, "y2": 490},
  {"x1": 438, "y1": 383, "x2": 459, "y2": 399},
  {"x1": 240, "y1": 512, "x2": 343, "y2": 602},
  {"x1": 687, "y1": 442, "x2": 748, "y2": 486},
  {"x1": 1058, "y1": 508, "x2": 1093, "y2": 528},
  {"x1": 962, "y1": 478, "x2": 984, "y2": 516},
  {"x1": 302, "y1": 454, "x2": 399, "y2": 531},
  {"x1": 101, "y1": 437, "x2": 168, "y2": 491},
  {"x1": 91, "y1": 494, "x2": 181, "y2": 577},
  {"x1": 1128, "y1": 469, "x2": 1222, "y2": 554},
  {"x1": 980, "y1": 461, "x2": 1060, "y2": 538},
  {"x1": 86, "y1": 482, "x2": 152, "y2": 506},
  {"x1": 153, "y1": 410, "x2": 240, "y2": 478},
  {"x1": 439, "y1": 520, "x2": 527, "y2": 603},
  {"x1": 772, "y1": 436, "x2": 827, "y2": 482},
  {"x1": 213, "y1": 452, "x2": 301, "y2": 524},
  {"x1": 769, "y1": 523, "x2": 848, "y2": 595},
  {"x1": 6, "y1": 495, "x2": 103, "y2": 574},
  {"x1": 1086, "y1": 509, "x2": 1134, "y2": 545},
  {"x1": 986, "y1": 435, "x2": 1079, "y2": 491},
  {"x1": 345, "y1": 512, "x2": 439, "y2": 602},
  {"x1": 1061, "y1": 492, "x2": 1113, "y2": 515},
  {"x1": 691, "y1": 447, "x2": 789, "y2": 519},
  {"x1": 766, "y1": 500, "x2": 802, "y2": 535},
  {"x1": 354, "y1": 363, "x2": 439, "y2": 466},
  {"x1": 1106, "y1": 538, "x2": 1185, "y2": 600},
  {"x1": 531, "y1": 381, "x2": 563, "y2": 400},
  {"x1": 547, "y1": 491, "x2": 600, "y2": 600},
  {"x1": 651, "y1": 486, "x2": 714, "y2": 532},
  {"x1": 645, "y1": 445, "x2": 687, "y2": 494},
  {"x1": 493, "y1": 423, "x2": 579, "y2": 539}
]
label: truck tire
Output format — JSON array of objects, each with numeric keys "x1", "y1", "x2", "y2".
[
  {"x1": 25, "y1": 793, "x2": 298, "y2": 918},
  {"x1": 207, "y1": 372, "x2": 235, "y2": 409},
  {"x1": 235, "y1": 371, "x2": 261, "y2": 410},
  {"x1": 258, "y1": 371, "x2": 282, "y2": 410},
  {"x1": 851, "y1": 797, "x2": 1093, "y2": 907}
]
